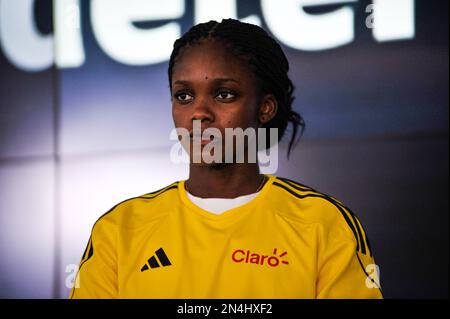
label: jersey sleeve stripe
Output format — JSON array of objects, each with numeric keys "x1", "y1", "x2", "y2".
[
  {"x1": 141, "y1": 184, "x2": 178, "y2": 199},
  {"x1": 278, "y1": 177, "x2": 346, "y2": 207},
  {"x1": 353, "y1": 215, "x2": 373, "y2": 257},
  {"x1": 83, "y1": 236, "x2": 92, "y2": 261},
  {"x1": 277, "y1": 177, "x2": 313, "y2": 192},
  {"x1": 355, "y1": 252, "x2": 383, "y2": 296},
  {"x1": 79, "y1": 235, "x2": 94, "y2": 269},
  {"x1": 273, "y1": 181, "x2": 362, "y2": 253},
  {"x1": 275, "y1": 178, "x2": 370, "y2": 256},
  {"x1": 70, "y1": 235, "x2": 94, "y2": 299},
  {"x1": 141, "y1": 182, "x2": 179, "y2": 198},
  {"x1": 81, "y1": 235, "x2": 92, "y2": 262},
  {"x1": 341, "y1": 206, "x2": 367, "y2": 255},
  {"x1": 91, "y1": 183, "x2": 178, "y2": 228}
]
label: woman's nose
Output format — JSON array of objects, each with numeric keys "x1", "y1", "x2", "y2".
[{"x1": 191, "y1": 98, "x2": 214, "y2": 122}]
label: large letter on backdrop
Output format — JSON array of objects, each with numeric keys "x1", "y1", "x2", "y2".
[
  {"x1": 91, "y1": 0, "x2": 184, "y2": 65},
  {"x1": 261, "y1": 0, "x2": 357, "y2": 51},
  {"x1": 0, "y1": 0, "x2": 53, "y2": 71}
]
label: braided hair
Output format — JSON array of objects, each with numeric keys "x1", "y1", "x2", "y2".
[{"x1": 168, "y1": 18, "x2": 305, "y2": 157}]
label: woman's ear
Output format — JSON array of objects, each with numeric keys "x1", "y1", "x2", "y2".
[{"x1": 259, "y1": 94, "x2": 278, "y2": 125}]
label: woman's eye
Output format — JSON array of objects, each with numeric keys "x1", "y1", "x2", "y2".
[
  {"x1": 216, "y1": 91, "x2": 236, "y2": 100},
  {"x1": 175, "y1": 93, "x2": 193, "y2": 102}
]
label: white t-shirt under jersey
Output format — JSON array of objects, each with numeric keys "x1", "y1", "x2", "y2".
[{"x1": 186, "y1": 191, "x2": 259, "y2": 214}]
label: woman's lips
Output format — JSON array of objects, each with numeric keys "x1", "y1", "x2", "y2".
[
  {"x1": 191, "y1": 137, "x2": 213, "y2": 145},
  {"x1": 190, "y1": 134, "x2": 221, "y2": 145}
]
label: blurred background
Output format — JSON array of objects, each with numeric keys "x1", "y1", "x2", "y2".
[{"x1": 0, "y1": 0, "x2": 448, "y2": 299}]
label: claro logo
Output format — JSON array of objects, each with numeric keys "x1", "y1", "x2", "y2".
[{"x1": 231, "y1": 248, "x2": 289, "y2": 267}]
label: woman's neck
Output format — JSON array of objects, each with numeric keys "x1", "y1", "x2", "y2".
[{"x1": 186, "y1": 163, "x2": 264, "y2": 198}]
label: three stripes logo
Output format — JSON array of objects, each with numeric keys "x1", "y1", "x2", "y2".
[{"x1": 141, "y1": 248, "x2": 172, "y2": 272}]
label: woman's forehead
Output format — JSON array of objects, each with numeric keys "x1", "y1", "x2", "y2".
[{"x1": 172, "y1": 39, "x2": 253, "y2": 82}]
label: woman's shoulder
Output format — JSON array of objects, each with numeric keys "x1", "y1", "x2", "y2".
[
  {"x1": 93, "y1": 181, "x2": 180, "y2": 228},
  {"x1": 271, "y1": 175, "x2": 374, "y2": 256},
  {"x1": 270, "y1": 175, "x2": 362, "y2": 235},
  {"x1": 271, "y1": 176, "x2": 346, "y2": 207}
]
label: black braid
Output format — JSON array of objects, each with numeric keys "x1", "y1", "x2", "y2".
[{"x1": 168, "y1": 18, "x2": 305, "y2": 158}]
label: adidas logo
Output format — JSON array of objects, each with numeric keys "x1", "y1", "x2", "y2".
[{"x1": 141, "y1": 247, "x2": 172, "y2": 272}]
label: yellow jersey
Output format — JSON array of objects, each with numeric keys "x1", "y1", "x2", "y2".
[{"x1": 70, "y1": 174, "x2": 383, "y2": 299}]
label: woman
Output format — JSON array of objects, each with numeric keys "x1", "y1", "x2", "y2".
[{"x1": 70, "y1": 19, "x2": 382, "y2": 299}]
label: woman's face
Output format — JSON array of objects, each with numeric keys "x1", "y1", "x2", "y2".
[{"x1": 171, "y1": 39, "x2": 266, "y2": 164}]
